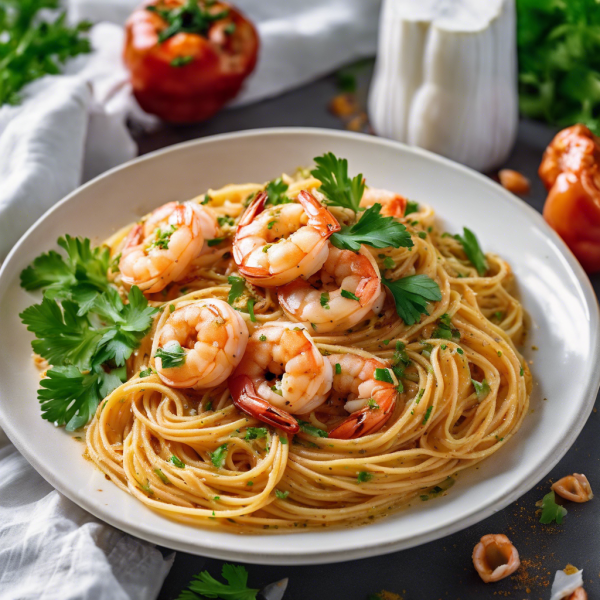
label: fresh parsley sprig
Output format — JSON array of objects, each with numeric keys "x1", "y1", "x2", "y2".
[
  {"x1": 383, "y1": 275, "x2": 442, "y2": 326},
  {"x1": 265, "y1": 177, "x2": 291, "y2": 206},
  {"x1": 176, "y1": 564, "x2": 259, "y2": 600},
  {"x1": 452, "y1": 228, "x2": 488, "y2": 276},
  {"x1": 330, "y1": 204, "x2": 413, "y2": 252},
  {"x1": 539, "y1": 490, "x2": 567, "y2": 525},
  {"x1": 311, "y1": 152, "x2": 365, "y2": 213}
]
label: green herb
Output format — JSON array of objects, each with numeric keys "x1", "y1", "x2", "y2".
[
  {"x1": 383, "y1": 275, "x2": 442, "y2": 326},
  {"x1": 155, "y1": 469, "x2": 170, "y2": 484},
  {"x1": 0, "y1": 1, "x2": 92, "y2": 107},
  {"x1": 201, "y1": 195, "x2": 211, "y2": 205},
  {"x1": 175, "y1": 563, "x2": 259, "y2": 600},
  {"x1": 155, "y1": 341, "x2": 186, "y2": 368},
  {"x1": 227, "y1": 275, "x2": 246, "y2": 305},
  {"x1": 335, "y1": 363, "x2": 342, "y2": 375},
  {"x1": 245, "y1": 427, "x2": 268, "y2": 441},
  {"x1": 204, "y1": 400, "x2": 213, "y2": 411},
  {"x1": 320, "y1": 292, "x2": 330, "y2": 309},
  {"x1": 357, "y1": 471, "x2": 373, "y2": 483},
  {"x1": 457, "y1": 348, "x2": 464, "y2": 355},
  {"x1": 340, "y1": 289, "x2": 360, "y2": 302},
  {"x1": 149, "y1": 225, "x2": 177, "y2": 250},
  {"x1": 170, "y1": 455, "x2": 185, "y2": 469},
  {"x1": 493, "y1": 311, "x2": 504, "y2": 321},
  {"x1": 214, "y1": 496, "x2": 220, "y2": 501},
  {"x1": 539, "y1": 490, "x2": 567, "y2": 525},
  {"x1": 259, "y1": 334, "x2": 267, "y2": 342},
  {"x1": 275, "y1": 489, "x2": 289, "y2": 499},
  {"x1": 472, "y1": 378, "x2": 491, "y2": 401},
  {"x1": 262, "y1": 244, "x2": 272, "y2": 254},
  {"x1": 393, "y1": 341, "x2": 411, "y2": 366},
  {"x1": 207, "y1": 237, "x2": 226, "y2": 247},
  {"x1": 20, "y1": 235, "x2": 111, "y2": 315},
  {"x1": 520, "y1": 366, "x2": 524, "y2": 376},
  {"x1": 170, "y1": 55, "x2": 194, "y2": 67},
  {"x1": 415, "y1": 389, "x2": 425, "y2": 404},
  {"x1": 224, "y1": 22, "x2": 236, "y2": 34},
  {"x1": 147, "y1": 0, "x2": 229, "y2": 43},
  {"x1": 311, "y1": 152, "x2": 365, "y2": 213},
  {"x1": 267, "y1": 220, "x2": 277, "y2": 230},
  {"x1": 265, "y1": 177, "x2": 290, "y2": 206},
  {"x1": 453, "y1": 228, "x2": 488, "y2": 276},
  {"x1": 432, "y1": 313, "x2": 460, "y2": 340},
  {"x1": 374, "y1": 368, "x2": 394, "y2": 384},
  {"x1": 383, "y1": 256, "x2": 395, "y2": 270},
  {"x1": 217, "y1": 215, "x2": 235, "y2": 227},
  {"x1": 246, "y1": 481, "x2": 253, "y2": 486},
  {"x1": 418, "y1": 231, "x2": 427, "y2": 239},
  {"x1": 210, "y1": 444, "x2": 228, "y2": 469},
  {"x1": 404, "y1": 201, "x2": 419, "y2": 216},
  {"x1": 367, "y1": 398, "x2": 380, "y2": 410},
  {"x1": 247, "y1": 298, "x2": 256, "y2": 323},
  {"x1": 422, "y1": 406, "x2": 433, "y2": 425},
  {"x1": 279, "y1": 436, "x2": 288, "y2": 445},
  {"x1": 331, "y1": 204, "x2": 413, "y2": 252},
  {"x1": 297, "y1": 419, "x2": 328, "y2": 438},
  {"x1": 421, "y1": 342, "x2": 433, "y2": 358},
  {"x1": 139, "y1": 368, "x2": 153, "y2": 378}
]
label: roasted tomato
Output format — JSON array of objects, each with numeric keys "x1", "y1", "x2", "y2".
[
  {"x1": 540, "y1": 124, "x2": 600, "y2": 273},
  {"x1": 124, "y1": 0, "x2": 259, "y2": 123}
]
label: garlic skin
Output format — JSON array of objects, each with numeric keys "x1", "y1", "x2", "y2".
[{"x1": 368, "y1": 0, "x2": 518, "y2": 173}]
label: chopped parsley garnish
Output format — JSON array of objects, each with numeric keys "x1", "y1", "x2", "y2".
[
  {"x1": 432, "y1": 313, "x2": 460, "y2": 340},
  {"x1": 383, "y1": 275, "x2": 442, "y2": 326},
  {"x1": 417, "y1": 231, "x2": 427, "y2": 239},
  {"x1": 245, "y1": 427, "x2": 268, "y2": 441},
  {"x1": 456, "y1": 348, "x2": 464, "y2": 355},
  {"x1": 201, "y1": 194, "x2": 211, "y2": 205},
  {"x1": 415, "y1": 389, "x2": 425, "y2": 404},
  {"x1": 147, "y1": 0, "x2": 229, "y2": 43},
  {"x1": 170, "y1": 455, "x2": 185, "y2": 469},
  {"x1": 520, "y1": 366, "x2": 524, "y2": 376},
  {"x1": 420, "y1": 342, "x2": 434, "y2": 358},
  {"x1": 217, "y1": 215, "x2": 235, "y2": 227},
  {"x1": 422, "y1": 406, "x2": 433, "y2": 425},
  {"x1": 539, "y1": 490, "x2": 567, "y2": 525},
  {"x1": 171, "y1": 55, "x2": 194, "y2": 67},
  {"x1": 155, "y1": 341, "x2": 186, "y2": 368},
  {"x1": 224, "y1": 22, "x2": 236, "y2": 34},
  {"x1": 472, "y1": 378, "x2": 491, "y2": 401},
  {"x1": 227, "y1": 275, "x2": 246, "y2": 306},
  {"x1": 320, "y1": 292, "x2": 330, "y2": 309},
  {"x1": 275, "y1": 489, "x2": 289, "y2": 499},
  {"x1": 453, "y1": 227, "x2": 488, "y2": 276},
  {"x1": 311, "y1": 152, "x2": 364, "y2": 212},
  {"x1": 394, "y1": 341, "x2": 411, "y2": 366},
  {"x1": 340, "y1": 289, "x2": 360, "y2": 302},
  {"x1": 139, "y1": 368, "x2": 153, "y2": 378},
  {"x1": 155, "y1": 469, "x2": 170, "y2": 484},
  {"x1": 357, "y1": 471, "x2": 373, "y2": 483},
  {"x1": 331, "y1": 204, "x2": 413, "y2": 252},
  {"x1": 279, "y1": 436, "x2": 288, "y2": 445},
  {"x1": 205, "y1": 400, "x2": 213, "y2": 411},
  {"x1": 247, "y1": 298, "x2": 256, "y2": 323},
  {"x1": 335, "y1": 363, "x2": 342, "y2": 375},
  {"x1": 297, "y1": 419, "x2": 328, "y2": 438},
  {"x1": 210, "y1": 444, "x2": 228, "y2": 469},
  {"x1": 367, "y1": 398, "x2": 380, "y2": 410},
  {"x1": 493, "y1": 311, "x2": 504, "y2": 321},
  {"x1": 175, "y1": 564, "x2": 259, "y2": 600},
  {"x1": 149, "y1": 225, "x2": 177, "y2": 250},
  {"x1": 383, "y1": 256, "x2": 395, "y2": 270},
  {"x1": 207, "y1": 237, "x2": 226, "y2": 247},
  {"x1": 264, "y1": 177, "x2": 290, "y2": 206},
  {"x1": 259, "y1": 334, "x2": 267, "y2": 342},
  {"x1": 404, "y1": 201, "x2": 419, "y2": 216},
  {"x1": 374, "y1": 368, "x2": 394, "y2": 384}
]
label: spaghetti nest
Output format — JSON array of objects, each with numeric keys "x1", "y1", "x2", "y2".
[{"x1": 86, "y1": 173, "x2": 531, "y2": 532}]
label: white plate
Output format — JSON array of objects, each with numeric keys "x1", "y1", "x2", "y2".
[{"x1": 1, "y1": 128, "x2": 599, "y2": 565}]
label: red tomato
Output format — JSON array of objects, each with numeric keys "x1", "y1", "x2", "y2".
[
  {"x1": 124, "y1": 0, "x2": 259, "y2": 123},
  {"x1": 540, "y1": 124, "x2": 600, "y2": 274}
]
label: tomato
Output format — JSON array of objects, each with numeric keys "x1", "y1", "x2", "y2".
[
  {"x1": 124, "y1": 0, "x2": 259, "y2": 123},
  {"x1": 540, "y1": 124, "x2": 600, "y2": 274}
]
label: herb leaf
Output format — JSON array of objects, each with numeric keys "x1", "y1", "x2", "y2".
[
  {"x1": 210, "y1": 444, "x2": 228, "y2": 469},
  {"x1": 404, "y1": 200, "x2": 419, "y2": 216},
  {"x1": 297, "y1": 419, "x2": 328, "y2": 438},
  {"x1": 155, "y1": 341, "x2": 186, "y2": 369},
  {"x1": 176, "y1": 563, "x2": 259, "y2": 600},
  {"x1": 374, "y1": 368, "x2": 394, "y2": 384},
  {"x1": 472, "y1": 378, "x2": 491, "y2": 401},
  {"x1": 227, "y1": 275, "x2": 246, "y2": 306},
  {"x1": 245, "y1": 427, "x2": 268, "y2": 441},
  {"x1": 311, "y1": 152, "x2": 364, "y2": 212},
  {"x1": 454, "y1": 228, "x2": 488, "y2": 276},
  {"x1": 540, "y1": 490, "x2": 567, "y2": 525},
  {"x1": 383, "y1": 275, "x2": 442, "y2": 326},
  {"x1": 357, "y1": 471, "x2": 373, "y2": 483},
  {"x1": 265, "y1": 178, "x2": 290, "y2": 206},
  {"x1": 330, "y1": 204, "x2": 413, "y2": 252},
  {"x1": 432, "y1": 313, "x2": 460, "y2": 340}
]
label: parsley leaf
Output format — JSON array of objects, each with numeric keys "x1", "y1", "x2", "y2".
[
  {"x1": 275, "y1": 489, "x2": 289, "y2": 499},
  {"x1": 383, "y1": 275, "x2": 442, "y2": 326},
  {"x1": 245, "y1": 427, "x2": 268, "y2": 441},
  {"x1": 265, "y1": 177, "x2": 291, "y2": 206},
  {"x1": 311, "y1": 152, "x2": 364, "y2": 212},
  {"x1": 297, "y1": 419, "x2": 328, "y2": 438},
  {"x1": 148, "y1": 225, "x2": 176, "y2": 250},
  {"x1": 20, "y1": 236, "x2": 111, "y2": 315},
  {"x1": 340, "y1": 289, "x2": 360, "y2": 301},
  {"x1": 374, "y1": 368, "x2": 394, "y2": 384},
  {"x1": 210, "y1": 444, "x2": 228, "y2": 468},
  {"x1": 539, "y1": 490, "x2": 567, "y2": 525},
  {"x1": 432, "y1": 313, "x2": 460, "y2": 340},
  {"x1": 155, "y1": 341, "x2": 186, "y2": 369},
  {"x1": 472, "y1": 378, "x2": 491, "y2": 401},
  {"x1": 357, "y1": 471, "x2": 373, "y2": 483},
  {"x1": 227, "y1": 275, "x2": 247, "y2": 306},
  {"x1": 176, "y1": 563, "x2": 259, "y2": 600},
  {"x1": 0, "y1": 2, "x2": 92, "y2": 107},
  {"x1": 404, "y1": 200, "x2": 419, "y2": 216},
  {"x1": 454, "y1": 228, "x2": 488, "y2": 276},
  {"x1": 330, "y1": 204, "x2": 413, "y2": 252},
  {"x1": 170, "y1": 455, "x2": 186, "y2": 469}
]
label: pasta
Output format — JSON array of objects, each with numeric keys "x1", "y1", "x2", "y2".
[{"x1": 85, "y1": 168, "x2": 531, "y2": 533}]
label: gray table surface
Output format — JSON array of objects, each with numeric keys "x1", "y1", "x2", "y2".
[{"x1": 136, "y1": 70, "x2": 600, "y2": 600}]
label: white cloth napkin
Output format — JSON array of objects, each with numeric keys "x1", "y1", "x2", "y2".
[{"x1": 0, "y1": 427, "x2": 174, "y2": 600}]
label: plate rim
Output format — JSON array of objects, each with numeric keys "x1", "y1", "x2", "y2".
[{"x1": 1, "y1": 126, "x2": 599, "y2": 564}]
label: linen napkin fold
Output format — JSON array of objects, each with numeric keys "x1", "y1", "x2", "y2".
[{"x1": 0, "y1": 428, "x2": 174, "y2": 600}]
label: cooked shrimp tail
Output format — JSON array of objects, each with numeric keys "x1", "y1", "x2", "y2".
[{"x1": 229, "y1": 375, "x2": 300, "y2": 433}]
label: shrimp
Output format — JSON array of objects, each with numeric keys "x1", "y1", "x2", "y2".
[
  {"x1": 552, "y1": 473, "x2": 593, "y2": 503},
  {"x1": 119, "y1": 201, "x2": 217, "y2": 294},
  {"x1": 472, "y1": 534, "x2": 520, "y2": 583},
  {"x1": 228, "y1": 322, "x2": 333, "y2": 433},
  {"x1": 232, "y1": 190, "x2": 340, "y2": 287},
  {"x1": 278, "y1": 244, "x2": 384, "y2": 333},
  {"x1": 360, "y1": 187, "x2": 407, "y2": 218},
  {"x1": 154, "y1": 299, "x2": 248, "y2": 389},
  {"x1": 326, "y1": 353, "x2": 399, "y2": 439}
]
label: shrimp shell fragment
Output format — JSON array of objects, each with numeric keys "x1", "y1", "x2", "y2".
[{"x1": 472, "y1": 534, "x2": 520, "y2": 583}]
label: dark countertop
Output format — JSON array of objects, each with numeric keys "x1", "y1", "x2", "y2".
[{"x1": 139, "y1": 70, "x2": 600, "y2": 600}]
